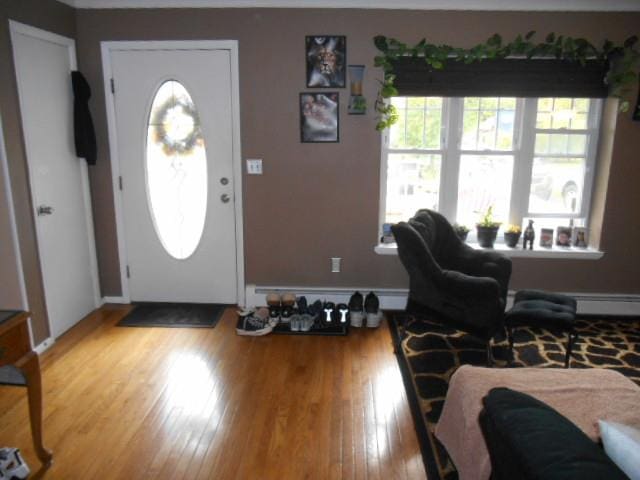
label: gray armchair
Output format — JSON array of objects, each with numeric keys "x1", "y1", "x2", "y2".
[{"x1": 391, "y1": 209, "x2": 512, "y2": 363}]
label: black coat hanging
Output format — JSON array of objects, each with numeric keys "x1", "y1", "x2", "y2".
[{"x1": 71, "y1": 71, "x2": 97, "y2": 165}]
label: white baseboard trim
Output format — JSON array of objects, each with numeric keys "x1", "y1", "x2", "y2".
[
  {"x1": 246, "y1": 284, "x2": 640, "y2": 316},
  {"x1": 102, "y1": 296, "x2": 129, "y2": 304},
  {"x1": 34, "y1": 337, "x2": 54, "y2": 354}
]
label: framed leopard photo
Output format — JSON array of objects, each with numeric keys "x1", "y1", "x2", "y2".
[{"x1": 305, "y1": 36, "x2": 346, "y2": 88}]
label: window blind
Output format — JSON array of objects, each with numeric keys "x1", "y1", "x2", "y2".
[{"x1": 392, "y1": 58, "x2": 608, "y2": 98}]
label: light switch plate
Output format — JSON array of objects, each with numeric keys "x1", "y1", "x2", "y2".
[
  {"x1": 331, "y1": 257, "x2": 341, "y2": 273},
  {"x1": 246, "y1": 158, "x2": 263, "y2": 175}
]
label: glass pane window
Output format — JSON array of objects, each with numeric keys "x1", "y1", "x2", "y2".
[
  {"x1": 535, "y1": 133, "x2": 587, "y2": 156},
  {"x1": 389, "y1": 97, "x2": 443, "y2": 149},
  {"x1": 456, "y1": 155, "x2": 514, "y2": 227},
  {"x1": 461, "y1": 97, "x2": 516, "y2": 151},
  {"x1": 528, "y1": 157, "x2": 585, "y2": 214},
  {"x1": 536, "y1": 98, "x2": 590, "y2": 130},
  {"x1": 381, "y1": 95, "x2": 600, "y2": 243},
  {"x1": 385, "y1": 153, "x2": 441, "y2": 223},
  {"x1": 146, "y1": 80, "x2": 208, "y2": 260}
]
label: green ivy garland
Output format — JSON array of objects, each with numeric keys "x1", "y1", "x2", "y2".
[{"x1": 373, "y1": 32, "x2": 640, "y2": 131}]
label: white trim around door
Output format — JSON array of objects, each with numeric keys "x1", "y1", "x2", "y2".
[
  {"x1": 9, "y1": 20, "x2": 102, "y2": 337},
  {"x1": 0, "y1": 109, "x2": 28, "y2": 312},
  {"x1": 101, "y1": 40, "x2": 245, "y2": 306}
]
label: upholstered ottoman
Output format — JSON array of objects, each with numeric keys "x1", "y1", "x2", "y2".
[{"x1": 505, "y1": 289, "x2": 577, "y2": 368}]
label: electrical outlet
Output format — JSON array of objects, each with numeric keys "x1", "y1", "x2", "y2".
[
  {"x1": 331, "y1": 257, "x2": 341, "y2": 273},
  {"x1": 246, "y1": 158, "x2": 263, "y2": 175}
]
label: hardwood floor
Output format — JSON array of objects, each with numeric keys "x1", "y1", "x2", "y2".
[{"x1": 0, "y1": 306, "x2": 426, "y2": 479}]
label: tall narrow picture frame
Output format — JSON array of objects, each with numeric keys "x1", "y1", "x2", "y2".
[
  {"x1": 305, "y1": 36, "x2": 346, "y2": 88},
  {"x1": 300, "y1": 92, "x2": 339, "y2": 143}
]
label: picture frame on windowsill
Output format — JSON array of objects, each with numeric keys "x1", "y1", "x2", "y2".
[
  {"x1": 556, "y1": 226, "x2": 572, "y2": 247},
  {"x1": 540, "y1": 228, "x2": 554, "y2": 248},
  {"x1": 573, "y1": 227, "x2": 588, "y2": 248}
]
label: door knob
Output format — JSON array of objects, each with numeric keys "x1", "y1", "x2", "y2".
[
  {"x1": 37, "y1": 205, "x2": 54, "y2": 216},
  {"x1": 220, "y1": 177, "x2": 229, "y2": 185},
  {"x1": 220, "y1": 194, "x2": 230, "y2": 203}
]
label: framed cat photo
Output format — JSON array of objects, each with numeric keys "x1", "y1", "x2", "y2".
[
  {"x1": 305, "y1": 36, "x2": 346, "y2": 88},
  {"x1": 300, "y1": 92, "x2": 339, "y2": 143}
]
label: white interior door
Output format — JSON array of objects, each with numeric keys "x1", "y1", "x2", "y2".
[
  {"x1": 10, "y1": 22, "x2": 99, "y2": 339},
  {"x1": 108, "y1": 47, "x2": 238, "y2": 303}
]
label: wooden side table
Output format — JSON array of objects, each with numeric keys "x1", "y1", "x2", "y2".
[{"x1": 0, "y1": 310, "x2": 52, "y2": 465}]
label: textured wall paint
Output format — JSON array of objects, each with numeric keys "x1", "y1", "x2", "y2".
[
  {"x1": 74, "y1": 8, "x2": 640, "y2": 297},
  {"x1": 0, "y1": 0, "x2": 76, "y2": 344}
]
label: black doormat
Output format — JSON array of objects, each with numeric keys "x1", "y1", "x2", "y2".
[
  {"x1": 117, "y1": 303, "x2": 227, "y2": 328},
  {"x1": 388, "y1": 312, "x2": 640, "y2": 480}
]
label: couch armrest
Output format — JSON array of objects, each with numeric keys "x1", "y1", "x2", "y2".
[{"x1": 480, "y1": 388, "x2": 629, "y2": 480}]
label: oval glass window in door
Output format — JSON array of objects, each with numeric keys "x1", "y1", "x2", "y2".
[{"x1": 146, "y1": 80, "x2": 207, "y2": 260}]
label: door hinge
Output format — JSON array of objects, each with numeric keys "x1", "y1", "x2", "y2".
[
  {"x1": 110, "y1": 78, "x2": 115, "y2": 94},
  {"x1": 118, "y1": 176, "x2": 123, "y2": 191},
  {"x1": 126, "y1": 265, "x2": 130, "y2": 278}
]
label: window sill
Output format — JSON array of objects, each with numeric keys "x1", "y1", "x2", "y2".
[{"x1": 374, "y1": 242, "x2": 604, "y2": 260}]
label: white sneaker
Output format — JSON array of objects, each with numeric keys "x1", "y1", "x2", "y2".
[{"x1": 0, "y1": 448, "x2": 30, "y2": 480}]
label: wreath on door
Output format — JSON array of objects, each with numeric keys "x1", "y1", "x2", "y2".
[{"x1": 151, "y1": 96, "x2": 202, "y2": 156}]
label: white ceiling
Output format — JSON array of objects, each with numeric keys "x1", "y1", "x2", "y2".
[{"x1": 59, "y1": 0, "x2": 640, "y2": 11}]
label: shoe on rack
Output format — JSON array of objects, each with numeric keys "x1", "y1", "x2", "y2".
[
  {"x1": 296, "y1": 296, "x2": 308, "y2": 315},
  {"x1": 266, "y1": 293, "x2": 282, "y2": 325},
  {"x1": 299, "y1": 313, "x2": 315, "y2": 332},
  {"x1": 289, "y1": 314, "x2": 301, "y2": 332},
  {"x1": 0, "y1": 448, "x2": 30, "y2": 480},
  {"x1": 236, "y1": 309, "x2": 272, "y2": 336},
  {"x1": 364, "y1": 292, "x2": 382, "y2": 328},
  {"x1": 322, "y1": 302, "x2": 336, "y2": 326},
  {"x1": 349, "y1": 291, "x2": 364, "y2": 327},
  {"x1": 336, "y1": 303, "x2": 349, "y2": 326},
  {"x1": 281, "y1": 292, "x2": 296, "y2": 308},
  {"x1": 281, "y1": 304, "x2": 294, "y2": 324}
]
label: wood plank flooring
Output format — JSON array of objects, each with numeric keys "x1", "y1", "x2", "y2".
[{"x1": 0, "y1": 305, "x2": 426, "y2": 479}]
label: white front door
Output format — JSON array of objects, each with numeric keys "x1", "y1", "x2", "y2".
[
  {"x1": 107, "y1": 46, "x2": 239, "y2": 303},
  {"x1": 10, "y1": 22, "x2": 99, "y2": 339}
]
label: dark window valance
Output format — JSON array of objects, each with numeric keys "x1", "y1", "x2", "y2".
[{"x1": 391, "y1": 57, "x2": 608, "y2": 98}]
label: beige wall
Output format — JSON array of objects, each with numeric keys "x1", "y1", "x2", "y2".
[
  {"x1": 0, "y1": 0, "x2": 76, "y2": 344},
  {"x1": 77, "y1": 8, "x2": 640, "y2": 296},
  {"x1": 2, "y1": 7, "x2": 639, "y2": 348}
]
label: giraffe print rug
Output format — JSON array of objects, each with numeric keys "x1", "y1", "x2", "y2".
[{"x1": 388, "y1": 313, "x2": 640, "y2": 480}]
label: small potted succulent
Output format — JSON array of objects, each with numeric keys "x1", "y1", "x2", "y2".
[
  {"x1": 453, "y1": 223, "x2": 470, "y2": 242},
  {"x1": 504, "y1": 224, "x2": 522, "y2": 248},
  {"x1": 476, "y1": 206, "x2": 501, "y2": 248}
]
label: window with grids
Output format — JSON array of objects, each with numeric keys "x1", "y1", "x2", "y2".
[{"x1": 381, "y1": 96, "x2": 601, "y2": 237}]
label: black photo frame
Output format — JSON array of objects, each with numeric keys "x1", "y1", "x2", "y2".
[
  {"x1": 305, "y1": 36, "x2": 346, "y2": 88},
  {"x1": 300, "y1": 92, "x2": 339, "y2": 143}
]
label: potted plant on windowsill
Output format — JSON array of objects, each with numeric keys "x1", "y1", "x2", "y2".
[
  {"x1": 504, "y1": 224, "x2": 522, "y2": 248},
  {"x1": 453, "y1": 223, "x2": 470, "y2": 242},
  {"x1": 476, "y1": 206, "x2": 501, "y2": 248}
]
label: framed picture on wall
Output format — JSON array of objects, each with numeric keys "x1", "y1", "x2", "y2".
[
  {"x1": 305, "y1": 36, "x2": 346, "y2": 88},
  {"x1": 300, "y1": 92, "x2": 339, "y2": 143}
]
